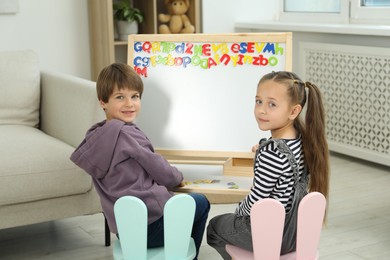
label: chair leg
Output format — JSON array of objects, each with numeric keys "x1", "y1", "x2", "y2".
[{"x1": 104, "y1": 214, "x2": 111, "y2": 246}]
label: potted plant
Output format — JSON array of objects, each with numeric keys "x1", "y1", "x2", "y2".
[{"x1": 113, "y1": 0, "x2": 144, "y2": 41}]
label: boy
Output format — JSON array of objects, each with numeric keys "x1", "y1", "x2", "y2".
[{"x1": 70, "y1": 63, "x2": 209, "y2": 258}]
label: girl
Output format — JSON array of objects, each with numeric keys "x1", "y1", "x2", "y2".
[{"x1": 207, "y1": 71, "x2": 330, "y2": 259}]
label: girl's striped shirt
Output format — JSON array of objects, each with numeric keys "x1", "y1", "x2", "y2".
[{"x1": 235, "y1": 137, "x2": 305, "y2": 216}]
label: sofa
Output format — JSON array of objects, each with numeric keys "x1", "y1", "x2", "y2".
[{"x1": 0, "y1": 50, "x2": 105, "y2": 237}]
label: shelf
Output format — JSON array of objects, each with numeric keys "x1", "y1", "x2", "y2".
[
  {"x1": 88, "y1": 0, "x2": 202, "y2": 80},
  {"x1": 114, "y1": 41, "x2": 128, "y2": 46}
]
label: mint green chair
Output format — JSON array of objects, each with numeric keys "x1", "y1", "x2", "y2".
[{"x1": 113, "y1": 194, "x2": 197, "y2": 260}]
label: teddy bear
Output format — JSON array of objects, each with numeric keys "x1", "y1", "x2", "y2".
[{"x1": 158, "y1": 0, "x2": 195, "y2": 34}]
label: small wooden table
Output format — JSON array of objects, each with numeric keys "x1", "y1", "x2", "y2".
[{"x1": 156, "y1": 149, "x2": 255, "y2": 203}]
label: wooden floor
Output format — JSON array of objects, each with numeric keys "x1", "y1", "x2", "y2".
[{"x1": 1, "y1": 152, "x2": 389, "y2": 260}]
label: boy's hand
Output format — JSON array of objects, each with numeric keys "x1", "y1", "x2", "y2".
[
  {"x1": 252, "y1": 144, "x2": 259, "y2": 152},
  {"x1": 178, "y1": 181, "x2": 186, "y2": 187}
]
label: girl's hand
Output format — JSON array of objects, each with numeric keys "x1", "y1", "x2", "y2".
[
  {"x1": 178, "y1": 181, "x2": 186, "y2": 187},
  {"x1": 252, "y1": 144, "x2": 259, "y2": 152}
]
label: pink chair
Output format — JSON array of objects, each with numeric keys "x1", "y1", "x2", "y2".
[
  {"x1": 280, "y1": 192, "x2": 326, "y2": 260},
  {"x1": 226, "y1": 198, "x2": 286, "y2": 260},
  {"x1": 226, "y1": 192, "x2": 326, "y2": 260}
]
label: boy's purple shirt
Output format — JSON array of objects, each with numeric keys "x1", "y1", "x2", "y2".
[{"x1": 70, "y1": 119, "x2": 183, "y2": 233}]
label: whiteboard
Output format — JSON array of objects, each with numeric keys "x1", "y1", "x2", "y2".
[{"x1": 128, "y1": 33, "x2": 292, "y2": 152}]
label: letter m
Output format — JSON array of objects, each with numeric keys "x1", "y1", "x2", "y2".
[{"x1": 263, "y1": 43, "x2": 275, "y2": 54}]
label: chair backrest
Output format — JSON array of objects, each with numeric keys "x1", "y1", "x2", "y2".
[
  {"x1": 295, "y1": 192, "x2": 326, "y2": 260},
  {"x1": 114, "y1": 194, "x2": 196, "y2": 260},
  {"x1": 114, "y1": 196, "x2": 148, "y2": 260},
  {"x1": 251, "y1": 198, "x2": 286, "y2": 260},
  {"x1": 164, "y1": 194, "x2": 196, "y2": 259}
]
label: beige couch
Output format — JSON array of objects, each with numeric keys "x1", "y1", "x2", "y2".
[{"x1": 0, "y1": 50, "x2": 105, "y2": 239}]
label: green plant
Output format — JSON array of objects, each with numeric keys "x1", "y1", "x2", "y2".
[{"x1": 113, "y1": 0, "x2": 144, "y2": 23}]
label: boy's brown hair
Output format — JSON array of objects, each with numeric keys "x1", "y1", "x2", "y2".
[{"x1": 97, "y1": 63, "x2": 144, "y2": 103}]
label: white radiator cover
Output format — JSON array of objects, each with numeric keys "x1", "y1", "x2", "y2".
[{"x1": 299, "y1": 42, "x2": 390, "y2": 166}]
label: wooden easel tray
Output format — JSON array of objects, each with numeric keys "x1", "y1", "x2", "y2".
[{"x1": 156, "y1": 149, "x2": 255, "y2": 203}]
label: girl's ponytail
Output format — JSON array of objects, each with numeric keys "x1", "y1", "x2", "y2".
[{"x1": 302, "y1": 81, "x2": 329, "y2": 201}]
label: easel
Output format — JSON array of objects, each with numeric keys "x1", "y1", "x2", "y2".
[{"x1": 128, "y1": 32, "x2": 292, "y2": 203}]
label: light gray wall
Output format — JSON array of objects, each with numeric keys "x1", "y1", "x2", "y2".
[
  {"x1": 0, "y1": 0, "x2": 278, "y2": 79},
  {"x1": 0, "y1": 0, "x2": 91, "y2": 79},
  {"x1": 202, "y1": 0, "x2": 278, "y2": 33}
]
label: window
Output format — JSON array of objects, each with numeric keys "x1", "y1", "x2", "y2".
[
  {"x1": 279, "y1": 0, "x2": 349, "y2": 24},
  {"x1": 280, "y1": 0, "x2": 390, "y2": 24},
  {"x1": 284, "y1": 0, "x2": 341, "y2": 13},
  {"x1": 361, "y1": 0, "x2": 390, "y2": 6},
  {"x1": 350, "y1": 0, "x2": 390, "y2": 24}
]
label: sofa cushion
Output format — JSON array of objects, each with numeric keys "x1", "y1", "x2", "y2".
[
  {"x1": 0, "y1": 125, "x2": 93, "y2": 206},
  {"x1": 0, "y1": 50, "x2": 40, "y2": 127}
]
